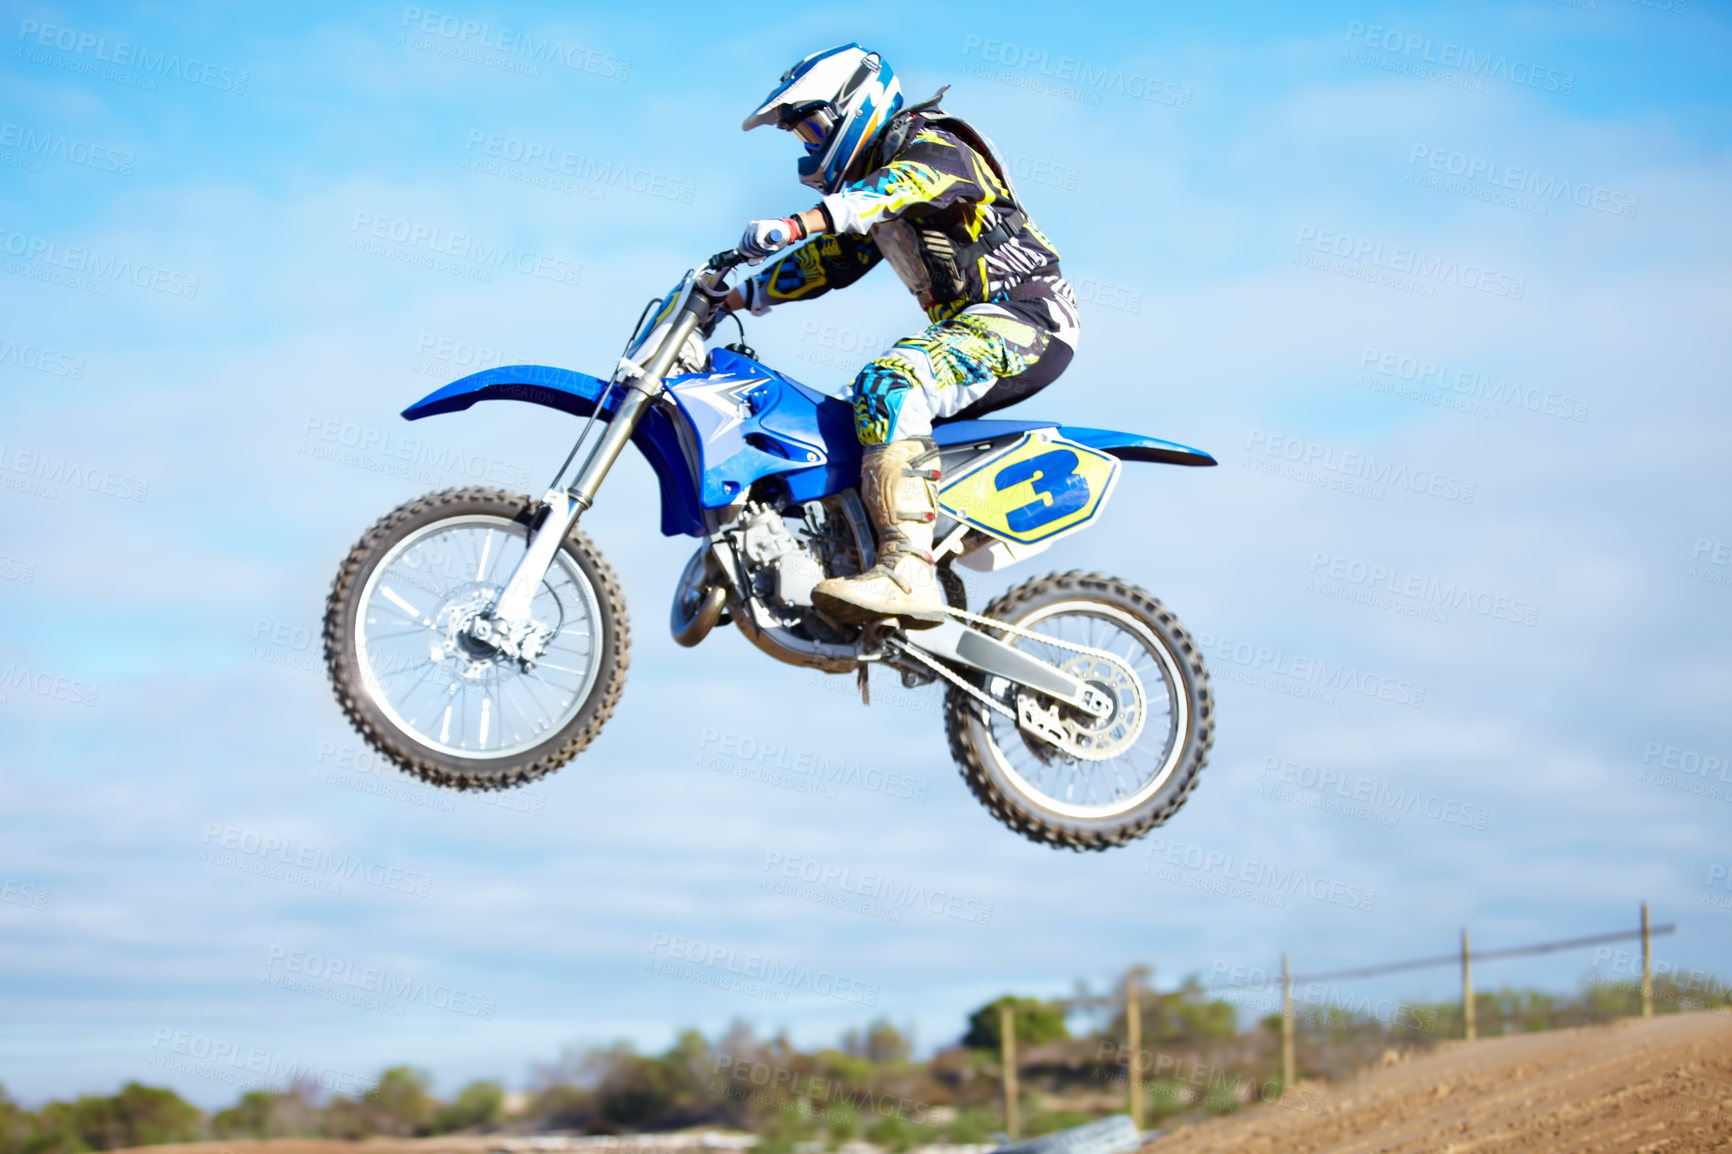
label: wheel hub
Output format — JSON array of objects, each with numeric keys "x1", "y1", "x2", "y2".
[
  {"x1": 1014, "y1": 653, "x2": 1146, "y2": 762},
  {"x1": 432, "y1": 584, "x2": 504, "y2": 677}
]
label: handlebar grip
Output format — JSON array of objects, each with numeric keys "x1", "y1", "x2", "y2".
[{"x1": 707, "y1": 249, "x2": 748, "y2": 271}]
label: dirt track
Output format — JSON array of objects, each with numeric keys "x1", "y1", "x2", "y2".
[{"x1": 1149, "y1": 1009, "x2": 1732, "y2": 1153}]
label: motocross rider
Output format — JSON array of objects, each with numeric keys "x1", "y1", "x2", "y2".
[{"x1": 726, "y1": 44, "x2": 1080, "y2": 629}]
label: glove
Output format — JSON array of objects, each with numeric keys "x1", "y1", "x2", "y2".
[{"x1": 739, "y1": 215, "x2": 806, "y2": 262}]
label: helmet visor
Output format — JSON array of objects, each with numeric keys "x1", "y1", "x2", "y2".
[{"x1": 781, "y1": 105, "x2": 834, "y2": 151}]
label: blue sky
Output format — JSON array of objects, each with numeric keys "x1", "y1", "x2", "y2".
[{"x1": 2, "y1": 0, "x2": 1729, "y2": 1107}]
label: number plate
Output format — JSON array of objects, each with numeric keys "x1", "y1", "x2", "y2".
[{"x1": 937, "y1": 432, "x2": 1122, "y2": 546}]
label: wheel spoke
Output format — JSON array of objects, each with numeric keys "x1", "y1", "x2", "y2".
[
  {"x1": 533, "y1": 661, "x2": 589, "y2": 676},
  {"x1": 366, "y1": 627, "x2": 433, "y2": 642},
  {"x1": 969, "y1": 601, "x2": 1190, "y2": 823},
  {"x1": 372, "y1": 662, "x2": 434, "y2": 680}
]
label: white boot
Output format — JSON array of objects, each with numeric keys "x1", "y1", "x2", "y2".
[{"x1": 813, "y1": 438, "x2": 948, "y2": 628}]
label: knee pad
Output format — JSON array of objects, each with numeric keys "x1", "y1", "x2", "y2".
[{"x1": 852, "y1": 356, "x2": 920, "y2": 446}]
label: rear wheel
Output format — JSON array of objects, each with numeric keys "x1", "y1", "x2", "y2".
[
  {"x1": 324, "y1": 488, "x2": 630, "y2": 790},
  {"x1": 945, "y1": 571, "x2": 1212, "y2": 850}
]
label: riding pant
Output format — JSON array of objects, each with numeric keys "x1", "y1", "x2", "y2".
[{"x1": 849, "y1": 276, "x2": 1080, "y2": 446}]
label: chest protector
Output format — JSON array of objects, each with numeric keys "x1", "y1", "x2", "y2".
[{"x1": 865, "y1": 107, "x2": 1032, "y2": 311}]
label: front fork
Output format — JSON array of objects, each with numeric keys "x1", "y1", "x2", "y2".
[{"x1": 489, "y1": 288, "x2": 712, "y2": 639}]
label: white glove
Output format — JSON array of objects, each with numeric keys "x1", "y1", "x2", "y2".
[{"x1": 739, "y1": 216, "x2": 805, "y2": 261}]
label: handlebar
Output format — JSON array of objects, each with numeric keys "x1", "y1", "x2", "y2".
[{"x1": 688, "y1": 250, "x2": 748, "y2": 333}]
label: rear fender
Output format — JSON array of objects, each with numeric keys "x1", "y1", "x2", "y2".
[
  {"x1": 401, "y1": 365, "x2": 707, "y2": 538},
  {"x1": 932, "y1": 420, "x2": 1215, "y2": 466},
  {"x1": 941, "y1": 426, "x2": 1214, "y2": 572},
  {"x1": 1058, "y1": 427, "x2": 1217, "y2": 467}
]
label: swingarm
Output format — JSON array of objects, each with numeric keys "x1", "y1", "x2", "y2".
[{"x1": 894, "y1": 619, "x2": 1114, "y2": 719}]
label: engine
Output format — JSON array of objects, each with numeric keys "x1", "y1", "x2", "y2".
[{"x1": 726, "y1": 500, "x2": 863, "y2": 630}]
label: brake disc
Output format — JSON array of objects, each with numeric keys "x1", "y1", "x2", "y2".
[
  {"x1": 432, "y1": 585, "x2": 502, "y2": 676},
  {"x1": 432, "y1": 584, "x2": 554, "y2": 674}
]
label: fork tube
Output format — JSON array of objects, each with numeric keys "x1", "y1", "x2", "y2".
[
  {"x1": 492, "y1": 488, "x2": 583, "y2": 626},
  {"x1": 491, "y1": 384, "x2": 657, "y2": 629},
  {"x1": 567, "y1": 306, "x2": 704, "y2": 509},
  {"x1": 567, "y1": 387, "x2": 655, "y2": 511},
  {"x1": 490, "y1": 301, "x2": 708, "y2": 628}
]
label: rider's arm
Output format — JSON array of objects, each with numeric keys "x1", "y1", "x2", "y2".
[
  {"x1": 727, "y1": 228, "x2": 882, "y2": 314},
  {"x1": 791, "y1": 206, "x2": 829, "y2": 238},
  {"x1": 723, "y1": 133, "x2": 988, "y2": 312},
  {"x1": 819, "y1": 128, "x2": 988, "y2": 234}
]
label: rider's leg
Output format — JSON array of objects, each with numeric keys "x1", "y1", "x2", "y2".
[
  {"x1": 811, "y1": 433, "x2": 949, "y2": 626},
  {"x1": 945, "y1": 279, "x2": 1080, "y2": 420},
  {"x1": 812, "y1": 304, "x2": 1055, "y2": 627},
  {"x1": 809, "y1": 341, "x2": 953, "y2": 626}
]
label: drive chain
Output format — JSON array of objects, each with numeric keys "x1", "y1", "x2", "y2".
[{"x1": 891, "y1": 634, "x2": 1015, "y2": 720}]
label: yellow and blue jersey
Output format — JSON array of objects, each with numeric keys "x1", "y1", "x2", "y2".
[{"x1": 745, "y1": 120, "x2": 1063, "y2": 323}]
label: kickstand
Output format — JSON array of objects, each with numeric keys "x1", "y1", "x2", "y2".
[{"x1": 857, "y1": 664, "x2": 870, "y2": 706}]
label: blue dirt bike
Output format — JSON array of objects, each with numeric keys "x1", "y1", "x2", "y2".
[{"x1": 323, "y1": 249, "x2": 1215, "y2": 849}]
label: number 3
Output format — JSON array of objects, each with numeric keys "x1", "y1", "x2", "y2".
[{"x1": 995, "y1": 449, "x2": 1089, "y2": 532}]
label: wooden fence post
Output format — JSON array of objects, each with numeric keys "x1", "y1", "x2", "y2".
[
  {"x1": 1126, "y1": 972, "x2": 1143, "y2": 1129},
  {"x1": 1641, "y1": 902, "x2": 1654, "y2": 1019},
  {"x1": 1461, "y1": 928, "x2": 1476, "y2": 1042},
  {"x1": 1281, "y1": 952, "x2": 1295, "y2": 1090},
  {"x1": 1000, "y1": 1002, "x2": 1020, "y2": 1140}
]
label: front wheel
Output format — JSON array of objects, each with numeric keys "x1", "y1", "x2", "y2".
[
  {"x1": 323, "y1": 488, "x2": 630, "y2": 790},
  {"x1": 945, "y1": 571, "x2": 1212, "y2": 850}
]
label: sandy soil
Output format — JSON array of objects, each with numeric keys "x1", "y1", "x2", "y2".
[{"x1": 1147, "y1": 1009, "x2": 1732, "y2": 1153}]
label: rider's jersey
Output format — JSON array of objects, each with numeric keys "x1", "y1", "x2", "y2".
[{"x1": 744, "y1": 118, "x2": 1065, "y2": 326}]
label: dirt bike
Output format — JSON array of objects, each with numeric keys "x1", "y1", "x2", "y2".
[{"x1": 323, "y1": 249, "x2": 1216, "y2": 850}]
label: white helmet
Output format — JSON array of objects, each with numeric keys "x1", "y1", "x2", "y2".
[{"x1": 743, "y1": 43, "x2": 904, "y2": 195}]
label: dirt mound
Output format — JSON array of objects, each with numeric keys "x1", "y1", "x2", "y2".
[{"x1": 1147, "y1": 1009, "x2": 1732, "y2": 1153}]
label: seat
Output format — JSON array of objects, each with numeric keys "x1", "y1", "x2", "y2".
[{"x1": 928, "y1": 418, "x2": 1057, "y2": 446}]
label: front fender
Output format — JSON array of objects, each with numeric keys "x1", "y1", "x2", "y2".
[
  {"x1": 402, "y1": 365, "x2": 706, "y2": 538},
  {"x1": 403, "y1": 364, "x2": 612, "y2": 421}
]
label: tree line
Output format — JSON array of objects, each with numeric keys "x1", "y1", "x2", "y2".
[{"x1": 3, "y1": 970, "x2": 1723, "y2": 1154}]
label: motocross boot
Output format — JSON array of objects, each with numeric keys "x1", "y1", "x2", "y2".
[{"x1": 813, "y1": 437, "x2": 949, "y2": 629}]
